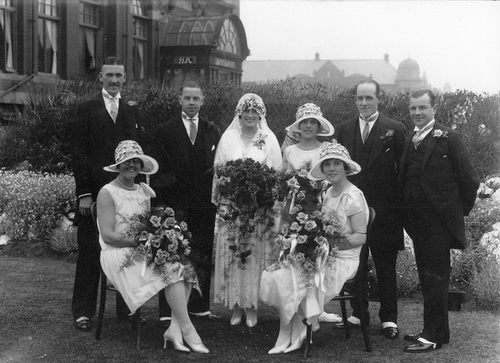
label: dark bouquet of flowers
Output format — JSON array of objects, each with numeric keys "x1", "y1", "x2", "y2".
[
  {"x1": 122, "y1": 206, "x2": 193, "y2": 278},
  {"x1": 214, "y1": 158, "x2": 279, "y2": 266},
  {"x1": 275, "y1": 169, "x2": 343, "y2": 272}
]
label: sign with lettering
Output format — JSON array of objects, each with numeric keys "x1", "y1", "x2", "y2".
[
  {"x1": 214, "y1": 57, "x2": 236, "y2": 69},
  {"x1": 174, "y1": 56, "x2": 197, "y2": 64}
]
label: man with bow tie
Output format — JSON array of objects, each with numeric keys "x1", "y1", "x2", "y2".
[
  {"x1": 399, "y1": 89, "x2": 479, "y2": 353},
  {"x1": 334, "y1": 80, "x2": 406, "y2": 339},
  {"x1": 69, "y1": 57, "x2": 140, "y2": 331},
  {"x1": 149, "y1": 81, "x2": 221, "y2": 321}
]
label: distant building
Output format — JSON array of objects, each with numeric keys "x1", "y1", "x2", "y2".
[
  {"x1": 242, "y1": 53, "x2": 429, "y2": 93},
  {"x1": 0, "y1": 0, "x2": 248, "y2": 121}
]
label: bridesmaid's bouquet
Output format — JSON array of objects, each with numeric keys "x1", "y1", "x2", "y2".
[
  {"x1": 214, "y1": 158, "x2": 279, "y2": 265},
  {"x1": 121, "y1": 206, "x2": 194, "y2": 277},
  {"x1": 275, "y1": 169, "x2": 342, "y2": 272}
]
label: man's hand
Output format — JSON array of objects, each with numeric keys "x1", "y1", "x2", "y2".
[{"x1": 79, "y1": 196, "x2": 93, "y2": 217}]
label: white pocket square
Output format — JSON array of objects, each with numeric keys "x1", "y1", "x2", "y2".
[{"x1": 211, "y1": 145, "x2": 215, "y2": 151}]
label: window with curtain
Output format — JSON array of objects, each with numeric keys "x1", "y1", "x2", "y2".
[
  {"x1": 37, "y1": 0, "x2": 59, "y2": 74},
  {"x1": 79, "y1": 1, "x2": 100, "y2": 74},
  {"x1": 131, "y1": 0, "x2": 147, "y2": 80},
  {"x1": 0, "y1": 0, "x2": 15, "y2": 71}
]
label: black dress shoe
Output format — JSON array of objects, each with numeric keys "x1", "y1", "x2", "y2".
[
  {"x1": 404, "y1": 332, "x2": 421, "y2": 342},
  {"x1": 335, "y1": 320, "x2": 360, "y2": 329},
  {"x1": 382, "y1": 326, "x2": 399, "y2": 339},
  {"x1": 404, "y1": 341, "x2": 442, "y2": 353}
]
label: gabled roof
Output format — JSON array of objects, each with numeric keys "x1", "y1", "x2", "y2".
[{"x1": 243, "y1": 59, "x2": 398, "y2": 85}]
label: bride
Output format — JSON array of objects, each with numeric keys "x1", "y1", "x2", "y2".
[{"x1": 212, "y1": 93, "x2": 282, "y2": 328}]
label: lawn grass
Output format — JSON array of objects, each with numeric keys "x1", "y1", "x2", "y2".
[{"x1": 1, "y1": 255, "x2": 499, "y2": 363}]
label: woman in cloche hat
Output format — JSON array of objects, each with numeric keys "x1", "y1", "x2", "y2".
[
  {"x1": 282, "y1": 103, "x2": 334, "y2": 173},
  {"x1": 97, "y1": 140, "x2": 209, "y2": 353},
  {"x1": 260, "y1": 141, "x2": 369, "y2": 354}
]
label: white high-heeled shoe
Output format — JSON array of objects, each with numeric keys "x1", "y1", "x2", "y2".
[
  {"x1": 283, "y1": 329, "x2": 308, "y2": 353},
  {"x1": 163, "y1": 329, "x2": 190, "y2": 352},
  {"x1": 182, "y1": 329, "x2": 209, "y2": 354},
  {"x1": 245, "y1": 308, "x2": 257, "y2": 328},
  {"x1": 230, "y1": 306, "x2": 244, "y2": 326}
]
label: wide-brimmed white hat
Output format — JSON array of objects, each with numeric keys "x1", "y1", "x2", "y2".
[
  {"x1": 103, "y1": 140, "x2": 159, "y2": 175},
  {"x1": 309, "y1": 141, "x2": 361, "y2": 180},
  {"x1": 286, "y1": 103, "x2": 334, "y2": 136}
]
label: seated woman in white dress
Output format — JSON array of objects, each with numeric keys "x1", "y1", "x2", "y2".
[
  {"x1": 212, "y1": 93, "x2": 282, "y2": 328},
  {"x1": 97, "y1": 140, "x2": 208, "y2": 354},
  {"x1": 282, "y1": 103, "x2": 334, "y2": 173},
  {"x1": 260, "y1": 141, "x2": 369, "y2": 354}
]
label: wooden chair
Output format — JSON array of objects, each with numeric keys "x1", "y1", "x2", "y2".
[
  {"x1": 90, "y1": 202, "x2": 142, "y2": 350},
  {"x1": 304, "y1": 206, "x2": 376, "y2": 358}
]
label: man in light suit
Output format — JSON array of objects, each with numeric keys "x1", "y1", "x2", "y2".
[
  {"x1": 335, "y1": 80, "x2": 406, "y2": 339},
  {"x1": 149, "y1": 81, "x2": 221, "y2": 321},
  {"x1": 400, "y1": 89, "x2": 479, "y2": 353},
  {"x1": 70, "y1": 57, "x2": 139, "y2": 331}
]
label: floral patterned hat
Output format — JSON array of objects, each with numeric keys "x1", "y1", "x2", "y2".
[
  {"x1": 235, "y1": 93, "x2": 266, "y2": 117},
  {"x1": 308, "y1": 141, "x2": 361, "y2": 180},
  {"x1": 286, "y1": 103, "x2": 334, "y2": 136},
  {"x1": 103, "y1": 140, "x2": 159, "y2": 175}
]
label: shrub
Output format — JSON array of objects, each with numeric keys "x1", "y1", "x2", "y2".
[
  {"x1": 47, "y1": 225, "x2": 78, "y2": 254},
  {"x1": 1, "y1": 79, "x2": 498, "y2": 178},
  {"x1": 470, "y1": 255, "x2": 500, "y2": 310},
  {"x1": 396, "y1": 246, "x2": 420, "y2": 297},
  {"x1": 0, "y1": 170, "x2": 76, "y2": 240}
]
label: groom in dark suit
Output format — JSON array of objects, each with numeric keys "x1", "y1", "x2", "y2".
[
  {"x1": 400, "y1": 89, "x2": 479, "y2": 353},
  {"x1": 149, "y1": 81, "x2": 221, "y2": 320},
  {"x1": 70, "y1": 57, "x2": 139, "y2": 331},
  {"x1": 335, "y1": 80, "x2": 406, "y2": 339}
]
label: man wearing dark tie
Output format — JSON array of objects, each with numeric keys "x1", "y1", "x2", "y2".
[
  {"x1": 149, "y1": 81, "x2": 221, "y2": 321},
  {"x1": 335, "y1": 80, "x2": 406, "y2": 339},
  {"x1": 400, "y1": 89, "x2": 479, "y2": 353},
  {"x1": 69, "y1": 56, "x2": 139, "y2": 331}
]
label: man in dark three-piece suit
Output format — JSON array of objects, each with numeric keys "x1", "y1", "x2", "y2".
[
  {"x1": 70, "y1": 57, "x2": 139, "y2": 331},
  {"x1": 400, "y1": 89, "x2": 479, "y2": 353},
  {"x1": 335, "y1": 80, "x2": 406, "y2": 340},
  {"x1": 149, "y1": 81, "x2": 221, "y2": 320}
]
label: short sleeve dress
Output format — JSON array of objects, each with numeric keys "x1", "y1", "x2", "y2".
[
  {"x1": 99, "y1": 183, "x2": 199, "y2": 314},
  {"x1": 260, "y1": 183, "x2": 368, "y2": 325}
]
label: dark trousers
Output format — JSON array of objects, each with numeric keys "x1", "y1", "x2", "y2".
[
  {"x1": 405, "y1": 197, "x2": 451, "y2": 344},
  {"x1": 71, "y1": 214, "x2": 129, "y2": 320},
  {"x1": 159, "y1": 206, "x2": 216, "y2": 317},
  {"x1": 351, "y1": 241, "x2": 399, "y2": 324}
]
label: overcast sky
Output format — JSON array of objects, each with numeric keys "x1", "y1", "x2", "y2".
[{"x1": 239, "y1": 0, "x2": 500, "y2": 94}]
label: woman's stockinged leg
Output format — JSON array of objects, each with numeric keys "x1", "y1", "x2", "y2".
[{"x1": 164, "y1": 282, "x2": 208, "y2": 353}]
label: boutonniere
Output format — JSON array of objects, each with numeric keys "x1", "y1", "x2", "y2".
[
  {"x1": 253, "y1": 133, "x2": 267, "y2": 150},
  {"x1": 379, "y1": 129, "x2": 394, "y2": 140},
  {"x1": 432, "y1": 129, "x2": 448, "y2": 138},
  {"x1": 127, "y1": 101, "x2": 138, "y2": 107}
]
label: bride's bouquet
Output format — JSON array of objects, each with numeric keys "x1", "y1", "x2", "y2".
[
  {"x1": 214, "y1": 158, "x2": 279, "y2": 266},
  {"x1": 121, "y1": 206, "x2": 193, "y2": 278}
]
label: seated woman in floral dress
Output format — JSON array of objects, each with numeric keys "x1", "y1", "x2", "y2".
[
  {"x1": 212, "y1": 93, "x2": 282, "y2": 328},
  {"x1": 97, "y1": 140, "x2": 208, "y2": 353},
  {"x1": 260, "y1": 141, "x2": 369, "y2": 354}
]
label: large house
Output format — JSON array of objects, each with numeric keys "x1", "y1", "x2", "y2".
[
  {"x1": 0, "y1": 0, "x2": 249, "y2": 121},
  {"x1": 243, "y1": 52, "x2": 429, "y2": 93}
]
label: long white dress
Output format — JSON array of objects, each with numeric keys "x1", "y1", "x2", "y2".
[
  {"x1": 99, "y1": 183, "x2": 199, "y2": 314},
  {"x1": 260, "y1": 183, "x2": 369, "y2": 325},
  {"x1": 213, "y1": 128, "x2": 282, "y2": 309}
]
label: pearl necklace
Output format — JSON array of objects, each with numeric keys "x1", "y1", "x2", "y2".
[
  {"x1": 330, "y1": 185, "x2": 345, "y2": 197},
  {"x1": 297, "y1": 141, "x2": 320, "y2": 151},
  {"x1": 116, "y1": 176, "x2": 135, "y2": 190},
  {"x1": 241, "y1": 130, "x2": 257, "y2": 138}
]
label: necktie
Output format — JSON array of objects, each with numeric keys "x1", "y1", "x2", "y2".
[
  {"x1": 110, "y1": 100, "x2": 118, "y2": 122},
  {"x1": 362, "y1": 121, "x2": 370, "y2": 144},
  {"x1": 189, "y1": 119, "x2": 197, "y2": 144},
  {"x1": 412, "y1": 124, "x2": 433, "y2": 148}
]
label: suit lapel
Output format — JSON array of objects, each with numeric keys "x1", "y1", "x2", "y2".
[
  {"x1": 399, "y1": 132, "x2": 414, "y2": 184},
  {"x1": 342, "y1": 118, "x2": 357, "y2": 152},
  {"x1": 420, "y1": 123, "x2": 443, "y2": 173},
  {"x1": 367, "y1": 120, "x2": 384, "y2": 168},
  {"x1": 173, "y1": 117, "x2": 191, "y2": 163}
]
